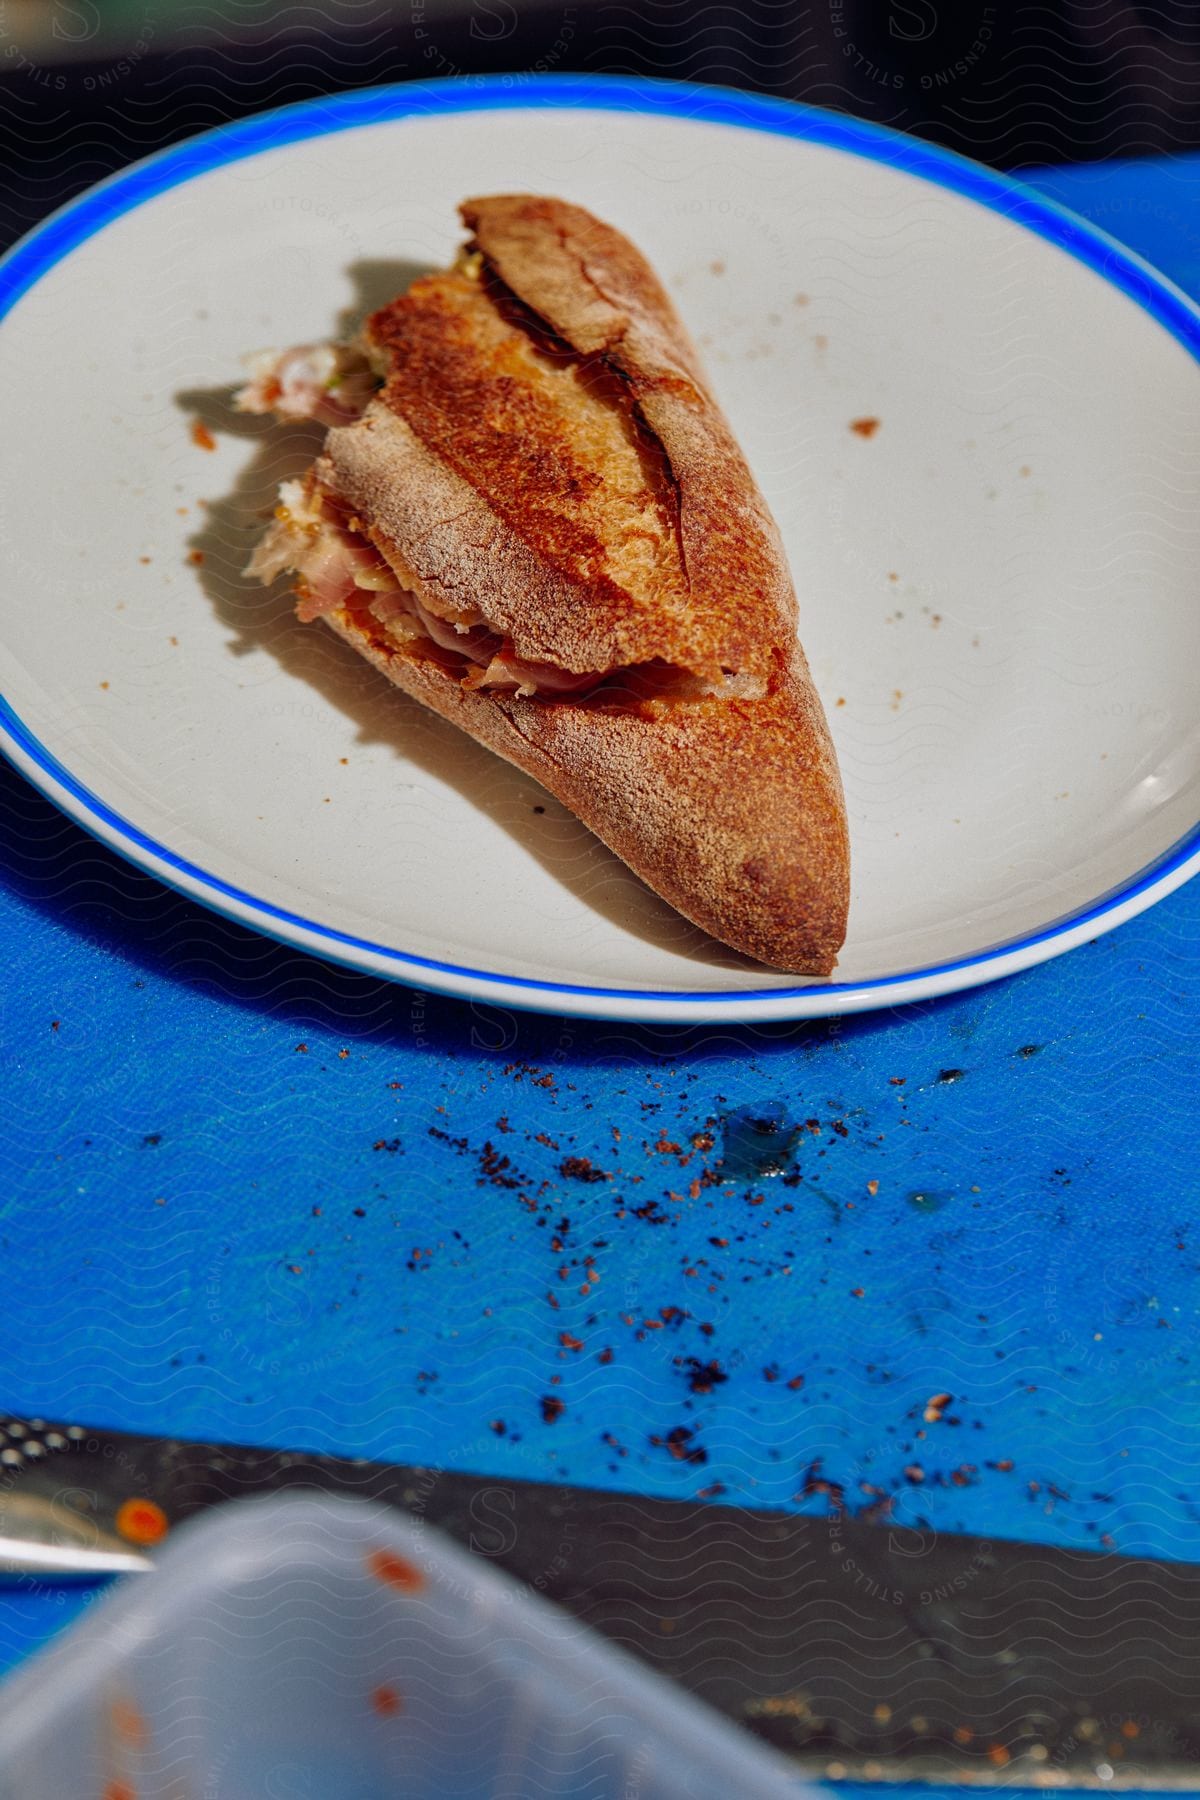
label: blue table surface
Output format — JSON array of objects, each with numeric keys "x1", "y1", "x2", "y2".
[{"x1": 3, "y1": 143, "x2": 1200, "y2": 1770}]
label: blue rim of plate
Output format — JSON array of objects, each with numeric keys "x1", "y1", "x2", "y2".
[{"x1": 2, "y1": 72, "x2": 1199, "y2": 1014}]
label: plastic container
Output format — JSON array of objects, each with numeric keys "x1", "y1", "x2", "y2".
[{"x1": 0, "y1": 1493, "x2": 807, "y2": 1799}]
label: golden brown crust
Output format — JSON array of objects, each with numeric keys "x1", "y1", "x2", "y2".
[
  {"x1": 322, "y1": 601, "x2": 848, "y2": 976},
  {"x1": 318, "y1": 403, "x2": 608, "y2": 664},
  {"x1": 262, "y1": 195, "x2": 849, "y2": 972},
  {"x1": 320, "y1": 380, "x2": 687, "y2": 675},
  {"x1": 323, "y1": 194, "x2": 795, "y2": 682},
  {"x1": 461, "y1": 195, "x2": 798, "y2": 667}
]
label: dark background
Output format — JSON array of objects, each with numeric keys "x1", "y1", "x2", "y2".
[{"x1": 3, "y1": 0, "x2": 1200, "y2": 253}]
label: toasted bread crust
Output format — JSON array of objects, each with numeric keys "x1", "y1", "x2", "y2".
[
  {"x1": 323, "y1": 195, "x2": 796, "y2": 682},
  {"x1": 261, "y1": 196, "x2": 849, "y2": 973},
  {"x1": 355, "y1": 268, "x2": 695, "y2": 672},
  {"x1": 322, "y1": 603, "x2": 848, "y2": 975},
  {"x1": 461, "y1": 195, "x2": 798, "y2": 666},
  {"x1": 318, "y1": 402, "x2": 618, "y2": 668}
]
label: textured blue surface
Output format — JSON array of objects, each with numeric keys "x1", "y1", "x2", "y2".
[{"x1": 2, "y1": 142, "x2": 1200, "y2": 1759}]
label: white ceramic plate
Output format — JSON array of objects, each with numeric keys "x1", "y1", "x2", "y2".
[{"x1": 2, "y1": 78, "x2": 1199, "y2": 1023}]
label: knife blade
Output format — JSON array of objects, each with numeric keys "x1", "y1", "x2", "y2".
[{"x1": 0, "y1": 1412, "x2": 1196, "y2": 1788}]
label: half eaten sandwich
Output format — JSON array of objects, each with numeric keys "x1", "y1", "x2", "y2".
[{"x1": 239, "y1": 195, "x2": 849, "y2": 974}]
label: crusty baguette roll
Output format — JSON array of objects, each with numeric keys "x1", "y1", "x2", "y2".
[{"x1": 241, "y1": 196, "x2": 849, "y2": 974}]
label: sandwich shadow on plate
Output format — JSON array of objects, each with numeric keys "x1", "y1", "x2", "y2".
[{"x1": 177, "y1": 264, "x2": 763, "y2": 973}]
